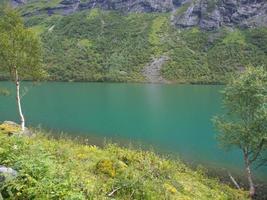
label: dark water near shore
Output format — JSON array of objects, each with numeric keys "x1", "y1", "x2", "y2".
[{"x1": 0, "y1": 82, "x2": 266, "y2": 181}]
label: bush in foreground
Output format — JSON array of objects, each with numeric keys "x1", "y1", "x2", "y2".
[{"x1": 0, "y1": 127, "x2": 247, "y2": 199}]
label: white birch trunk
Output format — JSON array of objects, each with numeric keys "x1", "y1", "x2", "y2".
[
  {"x1": 244, "y1": 151, "x2": 255, "y2": 199},
  {"x1": 15, "y1": 68, "x2": 25, "y2": 132}
]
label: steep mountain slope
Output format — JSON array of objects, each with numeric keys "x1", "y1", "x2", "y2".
[
  {"x1": 4, "y1": 0, "x2": 267, "y2": 83},
  {"x1": 174, "y1": 0, "x2": 267, "y2": 30},
  {"x1": 13, "y1": 0, "x2": 267, "y2": 30},
  {"x1": 12, "y1": 0, "x2": 175, "y2": 15}
]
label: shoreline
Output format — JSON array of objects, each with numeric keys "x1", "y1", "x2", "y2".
[
  {"x1": 47, "y1": 129, "x2": 267, "y2": 199},
  {"x1": 0, "y1": 79, "x2": 225, "y2": 86},
  {"x1": 0, "y1": 124, "x2": 248, "y2": 199},
  {"x1": 40, "y1": 127, "x2": 267, "y2": 186}
]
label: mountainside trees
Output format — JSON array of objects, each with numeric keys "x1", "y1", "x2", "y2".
[{"x1": 20, "y1": 10, "x2": 267, "y2": 83}]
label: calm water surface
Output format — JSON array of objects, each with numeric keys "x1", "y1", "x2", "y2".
[{"x1": 0, "y1": 82, "x2": 266, "y2": 180}]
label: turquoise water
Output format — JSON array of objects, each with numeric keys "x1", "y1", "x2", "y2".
[{"x1": 0, "y1": 82, "x2": 266, "y2": 180}]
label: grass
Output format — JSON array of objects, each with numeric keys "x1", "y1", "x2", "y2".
[{"x1": 0, "y1": 123, "x2": 248, "y2": 199}]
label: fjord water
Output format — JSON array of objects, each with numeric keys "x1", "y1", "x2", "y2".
[{"x1": 0, "y1": 82, "x2": 266, "y2": 180}]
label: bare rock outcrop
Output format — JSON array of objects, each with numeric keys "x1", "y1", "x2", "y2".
[
  {"x1": 10, "y1": 0, "x2": 267, "y2": 29},
  {"x1": 174, "y1": 0, "x2": 267, "y2": 30},
  {"x1": 142, "y1": 56, "x2": 169, "y2": 83}
]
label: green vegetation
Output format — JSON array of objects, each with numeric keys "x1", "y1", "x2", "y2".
[
  {"x1": 0, "y1": 6, "x2": 44, "y2": 131},
  {"x1": 245, "y1": 28, "x2": 267, "y2": 54},
  {"x1": 174, "y1": 2, "x2": 191, "y2": 17},
  {"x1": 0, "y1": 125, "x2": 248, "y2": 199},
  {"x1": 213, "y1": 67, "x2": 267, "y2": 198},
  {"x1": 32, "y1": 10, "x2": 157, "y2": 82},
  {"x1": 7, "y1": 5, "x2": 265, "y2": 83},
  {"x1": 148, "y1": 15, "x2": 169, "y2": 55}
]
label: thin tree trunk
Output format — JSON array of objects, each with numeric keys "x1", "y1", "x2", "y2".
[
  {"x1": 228, "y1": 171, "x2": 241, "y2": 190},
  {"x1": 244, "y1": 151, "x2": 255, "y2": 199},
  {"x1": 14, "y1": 68, "x2": 25, "y2": 132}
]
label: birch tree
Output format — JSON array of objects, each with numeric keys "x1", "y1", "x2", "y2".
[
  {"x1": 213, "y1": 67, "x2": 267, "y2": 198},
  {"x1": 0, "y1": 6, "x2": 44, "y2": 131}
]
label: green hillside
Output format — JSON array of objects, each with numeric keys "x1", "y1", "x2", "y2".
[
  {"x1": 22, "y1": 9, "x2": 266, "y2": 83},
  {"x1": 0, "y1": 1, "x2": 264, "y2": 83},
  {"x1": 0, "y1": 124, "x2": 247, "y2": 199}
]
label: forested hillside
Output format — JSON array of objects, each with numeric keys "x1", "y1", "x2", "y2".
[{"x1": 3, "y1": 0, "x2": 267, "y2": 83}]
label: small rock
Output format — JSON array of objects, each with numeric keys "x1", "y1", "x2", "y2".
[
  {"x1": 0, "y1": 166, "x2": 18, "y2": 183},
  {"x1": 0, "y1": 166, "x2": 18, "y2": 177},
  {"x1": 0, "y1": 121, "x2": 33, "y2": 136},
  {"x1": 2, "y1": 121, "x2": 19, "y2": 126}
]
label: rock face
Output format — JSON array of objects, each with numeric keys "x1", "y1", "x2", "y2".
[
  {"x1": 11, "y1": 0, "x2": 26, "y2": 7},
  {"x1": 0, "y1": 166, "x2": 18, "y2": 178},
  {"x1": 15, "y1": 0, "x2": 175, "y2": 15},
  {"x1": 11, "y1": 0, "x2": 267, "y2": 30},
  {"x1": 174, "y1": 0, "x2": 267, "y2": 30},
  {"x1": 78, "y1": 0, "x2": 174, "y2": 13}
]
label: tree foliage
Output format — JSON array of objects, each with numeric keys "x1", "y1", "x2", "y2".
[
  {"x1": 0, "y1": 6, "x2": 45, "y2": 130},
  {"x1": 214, "y1": 67, "x2": 267, "y2": 159},
  {"x1": 213, "y1": 67, "x2": 267, "y2": 196},
  {"x1": 0, "y1": 6, "x2": 44, "y2": 81}
]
